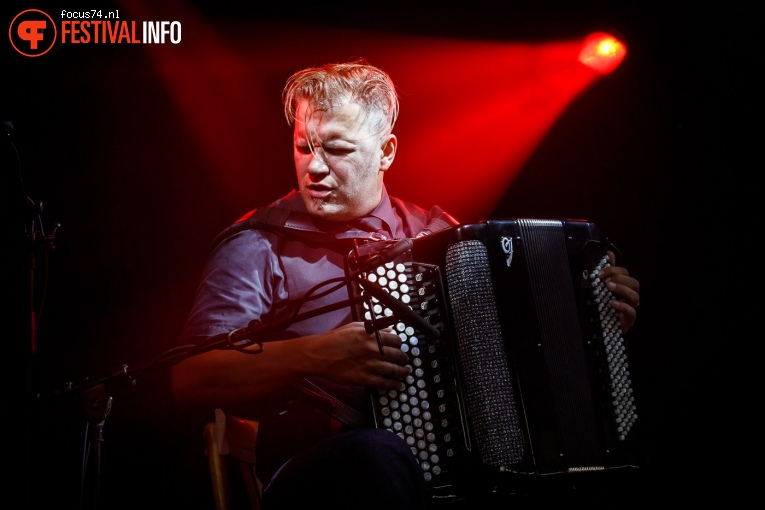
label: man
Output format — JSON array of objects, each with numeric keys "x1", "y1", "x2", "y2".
[{"x1": 170, "y1": 60, "x2": 641, "y2": 509}]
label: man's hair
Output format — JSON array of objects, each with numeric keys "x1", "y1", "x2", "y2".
[{"x1": 282, "y1": 59, "x2": 399, "y2": 133}]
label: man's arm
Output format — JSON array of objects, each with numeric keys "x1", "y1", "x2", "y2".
[{"x1": 170, "y1": 323, "x2": 410, "y2": 409}]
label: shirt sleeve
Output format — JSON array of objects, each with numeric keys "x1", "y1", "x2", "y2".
[{"x1": 178, "y1": 229, "x2": 285, "y2": 342}]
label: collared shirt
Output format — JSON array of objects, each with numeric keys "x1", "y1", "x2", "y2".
[{"x1": 179, "y1": 186, "x2": 458, "y2": 451}]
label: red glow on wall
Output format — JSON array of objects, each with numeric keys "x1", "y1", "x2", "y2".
[
  {"x1": 118, "y1": 0, "x2": 616, "y2": 224},
  {"x1": 385, "y1": 39, "x2": 597, "y2": 222},
  {"x1": 578, "y1": 32, "x2": 627, "y2": 75}
]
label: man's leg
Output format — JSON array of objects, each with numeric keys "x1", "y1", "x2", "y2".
[{"x1": 261, "y1": 428, "x2": 428, "y2": 510}]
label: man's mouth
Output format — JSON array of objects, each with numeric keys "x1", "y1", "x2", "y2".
[{"x1": 306, "y1": 184, "x2": 333, "y2": 199}]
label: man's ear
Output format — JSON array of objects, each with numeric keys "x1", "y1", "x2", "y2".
[{"x1": 379, "y1": 134, "x2": 397, "y2": 171}]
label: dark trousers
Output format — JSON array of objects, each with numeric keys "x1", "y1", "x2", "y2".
[{"x1": 261, "y1": 428, "x2": 428, "y2": 510}]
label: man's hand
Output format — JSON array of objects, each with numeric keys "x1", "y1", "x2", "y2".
[
  {"x1": 600, "y1": 250, "x2": 641, "y2": 333},
  {"x1": 307, "y1": 322, "x2": 410, "y2": 391}
]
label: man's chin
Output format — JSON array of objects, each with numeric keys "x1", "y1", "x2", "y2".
[{"x1": 305, "y1": 200, "x2": 345, "y2": 221}]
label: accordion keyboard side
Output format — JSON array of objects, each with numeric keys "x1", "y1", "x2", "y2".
[{"x1": 347, "y1": 249, "x2": 472, "y2": 499}]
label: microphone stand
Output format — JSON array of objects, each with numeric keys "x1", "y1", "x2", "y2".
[
  {"x1": 43, "y1": 245, "x2": 439, "y2": 510},
  {"x1": 26, "y1": 198, "x2": 60, "y2": 356},
  {"x1": 4, "y1": 120, "x2": 65, "y2": 509},
  {"x1": 42, "y1": 293, "x2": 372, "y2": 510}
]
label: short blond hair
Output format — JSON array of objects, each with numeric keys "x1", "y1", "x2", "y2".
[{"x1": 282, "y1": 59, "x2": 399, "y2": 133}]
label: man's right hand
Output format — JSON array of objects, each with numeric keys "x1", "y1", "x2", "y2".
[{"x1": 306, "y1": 322, "x2": 411, "y2": 391}]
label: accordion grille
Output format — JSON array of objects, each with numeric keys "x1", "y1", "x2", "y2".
[{"x1": 445, "y1": 240, "x2": 524, "y2": 466}]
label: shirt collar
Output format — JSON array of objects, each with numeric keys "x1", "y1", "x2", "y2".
[
  {"x1": 365, "y1": 186, "x2": 404, "y2": 239},
  {"x1": 275, "y1": 187, "x2": 402, "y2": 240}
]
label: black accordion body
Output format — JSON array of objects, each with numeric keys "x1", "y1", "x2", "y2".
[{"x1": 347, "y1": 219, "x2": 640, "y2": 501}]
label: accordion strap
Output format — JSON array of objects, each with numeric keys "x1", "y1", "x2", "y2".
[{"x1": 292, "y1": 378, "x2": 368, "y2": 428}]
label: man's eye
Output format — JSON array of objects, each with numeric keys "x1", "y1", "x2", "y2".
[
  {"x1": 323, "y1": 147, "x2": 352, "y2": 156},
  {"x1": 296, "y1": 145, "x2": 311, "y2": 154}
]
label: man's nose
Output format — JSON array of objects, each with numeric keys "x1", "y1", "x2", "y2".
[{"x1": 307, "y1": 149, "x2": 329, "y2": 175}]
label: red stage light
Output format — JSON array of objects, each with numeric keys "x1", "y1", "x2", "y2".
[{"x1": 578, "y1": 32, "x2": 627, "y2": 74}]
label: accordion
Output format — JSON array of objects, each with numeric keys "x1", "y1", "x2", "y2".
[{"x1": 347, "y1": 219, "x2": 639, "y2": 500}]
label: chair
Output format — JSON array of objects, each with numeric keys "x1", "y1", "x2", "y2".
[{"x1": 204, "y1": 408, "x2": 263, "y2": 510}]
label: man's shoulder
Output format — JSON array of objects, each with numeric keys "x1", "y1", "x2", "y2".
[
  {"x1": 389, "y1": 195, "x2": 459, "y2": 237},
  {"x1": 211, "y1": 190, "x2": 324, "y2": 248},
  {"x1": 208, "y1": 217, "x2": 277, "y2": 253}
]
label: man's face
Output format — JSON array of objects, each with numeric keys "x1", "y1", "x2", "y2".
[{"x1": 293, "y1": 99, "x2": 396, "y2": 222}]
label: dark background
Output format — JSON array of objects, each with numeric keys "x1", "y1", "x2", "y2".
[{"x1": 2, "y1": 1, "x2": 754, "y2": 508}]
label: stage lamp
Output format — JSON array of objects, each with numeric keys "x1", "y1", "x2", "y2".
[{"x1": 578, "y1": 32, "x2": 627, "y2": 74}]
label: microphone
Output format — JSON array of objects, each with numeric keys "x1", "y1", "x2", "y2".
[
  {"x1": 358, "y1": 277, "x2": 440, "y2": 339},
  {"x1": 351, "y1": 238, "x2": 414, "y2": 274},
  {"x1": 347, "y1": 238, "x2": 440, "y2": 338},
  {"x1": 2, "y1": 120, "x2": 13, "y2": 140},
  {"x1": 350, "y1": 238, "x2": 440, "y2": 339}
]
